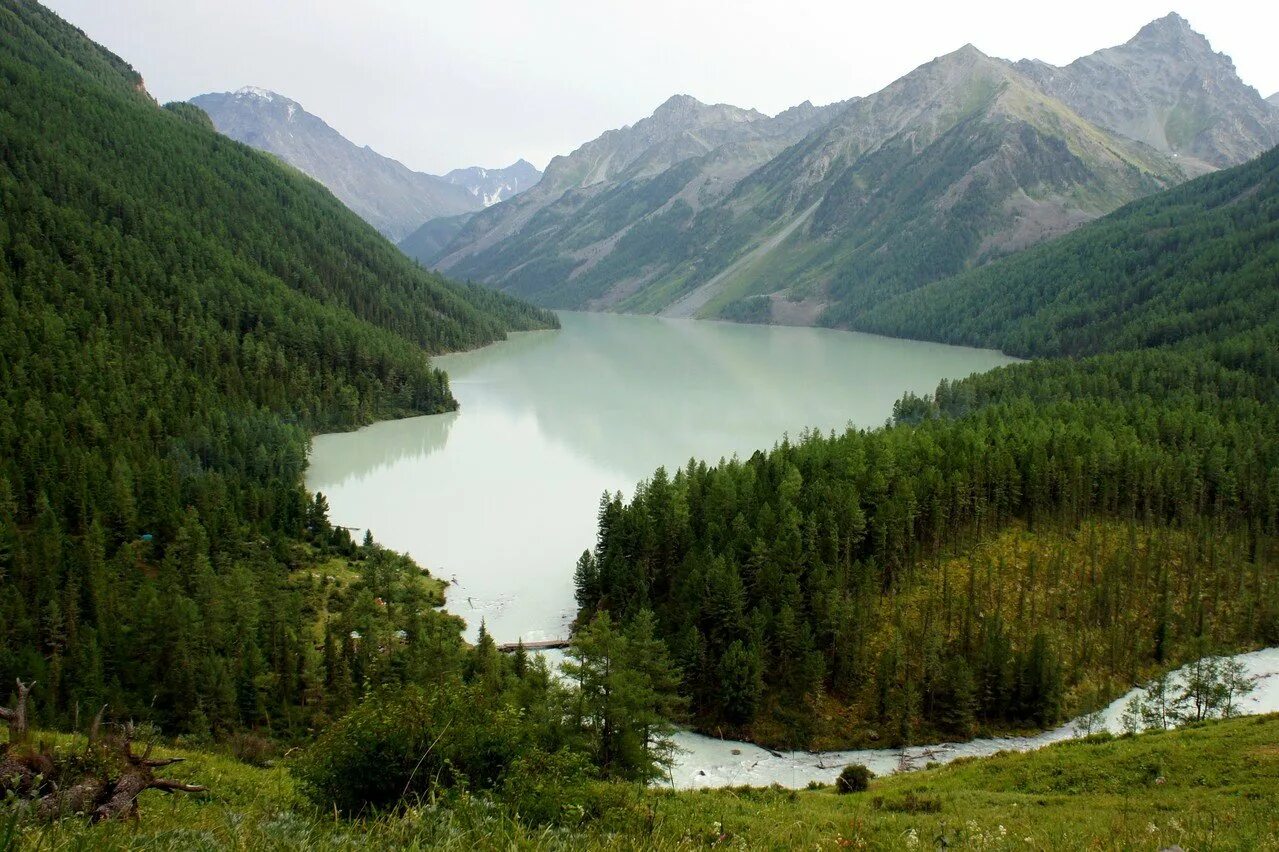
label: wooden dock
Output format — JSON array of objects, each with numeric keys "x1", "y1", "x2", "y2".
[{"x1": 497, "y1": 638, "x2": 569, "y2": 653}]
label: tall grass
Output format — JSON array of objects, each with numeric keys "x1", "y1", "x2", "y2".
[{"x1": 11, "y1": 715, "x2": 1279, "y2": 850}]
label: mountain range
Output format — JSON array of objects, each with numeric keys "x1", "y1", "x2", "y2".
[
  {"x1": 190, "y1": 88, "x2": 541, "y2": 241},
  {"x1": 412, "y1": 13, "x2": 1279, "y2": 327},
  {"x1": 443, "y1": 160, "x2": 542, "y2": 207}
]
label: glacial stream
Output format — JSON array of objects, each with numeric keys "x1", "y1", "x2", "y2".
[{"x1": 668, "y1": 647, "x2": 1279, "y2": 789}]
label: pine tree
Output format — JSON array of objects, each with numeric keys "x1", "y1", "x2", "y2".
[
  {"x1": 573, "y1": 550, "x2": 600, "y2": 613},
  {"x1": 717, "y1": 640, "x2": 763, "y2": 725}
]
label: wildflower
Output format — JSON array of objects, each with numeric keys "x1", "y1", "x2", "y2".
[
  {"x1": 904, "y1": 828, "x2": 920, "y2": 848},
  {"x1": 999, "y1": 825, "x2": 1007, "y2": 837},
  {"x1": 1147, "y1": 822, "x2": 1159, "y2": 834}
]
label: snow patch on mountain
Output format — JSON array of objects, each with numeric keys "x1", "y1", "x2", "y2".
[{"x1": 235, "y1": 86, "x2": 276, "y2": 102}]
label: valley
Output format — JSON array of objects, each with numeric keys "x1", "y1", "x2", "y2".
[
  {"x1": 2, "y1": 0, "x2": 1278, "y2": 846},
  {"x1": 307, "y1": 311, "x2": 1017, "y2": 645}
]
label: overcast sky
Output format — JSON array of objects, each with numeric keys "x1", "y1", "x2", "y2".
[{"x1": 44, "y1": 0, "x2": 1279, "y2": 176}]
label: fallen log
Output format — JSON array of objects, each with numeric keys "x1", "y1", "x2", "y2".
[{"x1": 2, "y1": 682, "x2": 206, "y2": 821}]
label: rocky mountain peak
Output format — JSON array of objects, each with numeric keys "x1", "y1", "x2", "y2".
[
  {"x1": 950, "y1": 43, "x2": 987, "y2": 60},
  {"x1": 234, "y1": 85, "x2": 279, "y2": 101},
  {"x1": 1121, "y1": 12, "x2": 1227, "y2": 72},
  {"x1": 647, "y1": 93, "x2": 764, "y2": 130},
  {"x1": 442, "y1": 160, "x2": 544, "y2": 207},
  {"x1": 1012, "y1": 14, "x2": 1279, "y2": 168},
  {"x1": 922, "y1": 42, "x2": 1014, "y2": 84},
  {"x1": 654, "y1": 93, "x2": 703, "y2": 114},
  {"x1": 1129, "y1": 12, "x2": 1204, "y2": 48}
]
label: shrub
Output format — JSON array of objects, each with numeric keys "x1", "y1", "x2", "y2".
[
  {"x1": 227, "y1": 732, "x2": 275, "y2": 767},
  {"x1": 292, "y1": 682, "x2": 527, "y2": 814},
  {"x1": 500, "y1": 747, "x2": 593, "y2": 826},
  {"x1": 872, "y1": 792, "x2": 942, "y2": 813},
  {"x1": 836, "y1": 763, "x2": 874, "y2": 794}
]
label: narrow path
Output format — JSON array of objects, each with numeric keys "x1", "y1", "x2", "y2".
[{"x1": 661, "y1": 201, "x2": 821, "y2": 319}]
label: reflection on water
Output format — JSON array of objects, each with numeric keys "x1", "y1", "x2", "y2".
[
  {"x1": 307, "y1": 411, "x2": 457, "y2": 495},
  {"x1": 307, "y1": 312, "x2": 1018, "y2": 643}
]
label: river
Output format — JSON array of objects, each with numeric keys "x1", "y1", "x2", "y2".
[{"x1": 668, "y1": 647, "x2": 1279, "y2": 788}]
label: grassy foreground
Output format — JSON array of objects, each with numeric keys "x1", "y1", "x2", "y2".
[{"x1": 7, "y1": 714, "x2": 1277, "y2": 850}]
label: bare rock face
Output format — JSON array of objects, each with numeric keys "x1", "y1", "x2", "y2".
[
  {"x1": 431, "y1": 93, "x2": 846, "y2": 271},
  {"x1": 530, "y1": 94, "x2": 801, "y2": 197},
  {"x1": 189, "y1": 89, "x2": 540, "y2": 242},
  {"x1": 433, "y1": 44, "x2": 1185, "y2": 316},
  {"x1": 1014, "y1": 13, "x2": 1279, "y2": 169},
  {"x1": 423, "y1": 14, "x2": 1278, "y2": 324}
]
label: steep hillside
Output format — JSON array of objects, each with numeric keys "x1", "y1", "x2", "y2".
[
  {"x1": 428, "y1": 16, "x2": 1278, "y2": 328},
  {"x1": 1015, "y1": 13, "x2": 1279, "y2": 170},
  {"x1": 430, "y1": 28, "x2": 1218, "y2": 321},
  {"x1": 0, "y1": 0, "x2": 554, "y2": 733},
  {"x1": 430, "y1": 94, "x2": 847, "y2": 301},
  {"x1": 190, "y1": 89, "x2": 539, "y2": 241},
  {"x1": 399, "y1": 211, "x2": 477, "y2": 266},
  {"x1": 688, "y1": 44, "x2": 1186, "y2": 326},
  {"x1": 855, "y1": 143, "x2": 1279, "y2": 356}
]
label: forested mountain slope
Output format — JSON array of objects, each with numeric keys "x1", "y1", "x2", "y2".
[
  {"x1": 398, "y1": 211, "x2": 476, "y2": 267},
  {"x1": 853, "y1": 143, "x2": 1279, "y2": 357},
  {"x1": 0, "y1": 0, "x2": 554, "y2": 734},
  {"x1": 577, "y1": 145, "x2": 1279, "y2": 749}
]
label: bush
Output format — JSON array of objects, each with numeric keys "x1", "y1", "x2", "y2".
[
  {"x1": 227, "y1": 732, "x2": 275, "y2": 767},
  {"x1": 500, "y1": 747, "x2": 593, "y2": 825},
  {"x1": 873, "y1": 792, "x2": 942, "y2": 813},
  {"x1": 292, "y1": 682, "x2": 527, "y2": 814},
  {"x1": 836, "y1": 763, "x2": 874, "y2": 794}
]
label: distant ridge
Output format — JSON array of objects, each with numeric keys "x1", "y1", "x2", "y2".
[
  {"x1": 190, "y1": 88, "x2": 541, "y2": 241},
  {"x1": 427, "y1": 14, "x2": 1276, "y2": 330}
]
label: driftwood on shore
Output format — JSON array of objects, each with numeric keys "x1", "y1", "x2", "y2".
[{"x1": 1, "y1": 679, "x2": 206, "y2": 821}]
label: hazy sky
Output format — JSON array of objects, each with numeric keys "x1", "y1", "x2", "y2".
[{"x1": 44, "y1": 1, "x2": 1279, "y2": 176}]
